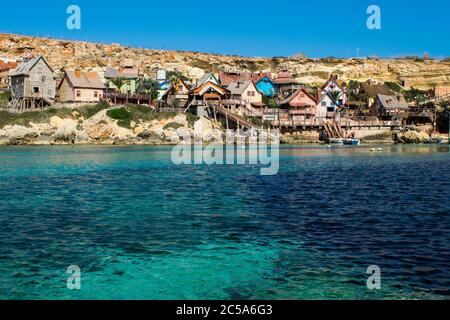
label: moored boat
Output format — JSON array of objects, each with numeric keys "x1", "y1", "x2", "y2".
[
  {"x1": 329, "y1": 138, "x2": 344, "y2": 145},
  {"x1": 343, "y1": 138, "x2": 361, "y2": 145}
]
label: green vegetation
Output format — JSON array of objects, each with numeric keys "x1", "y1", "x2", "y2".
[
  {"x1": 437, "y1": 100, "x2": 449, "y2": 112},
  {"x1": 402, "y1": 87, "x2": 427, "y2": 104},
  {"x1": 185, "y1": 112, "x2": 199, "y2": 126},
  {"x1": 384, "y1": 81, "x2": 403, "y2": 93},
  {"x1": 136, "y1": 78, "x2": 159, "y2": 101},
  {"x1": 110, "y1": 77, "x2": 128, "y2": 93},
  {"x1": 0, "y1": 91, "x2": 11, "y2": 108},
  {"x1": 245, "y1": 116, "x2": 272, "y2": 129},
  {"x1": 347, "y1": 80, "x2": 360, "y2": 101},
  {"x1": 0, "y1": 102, "x2": 111, "y2": 129},
  {"x1": 166, "y1": 70, "x2": 190, "y2": 82},
  {"x1": 106, "y1": 107, "x2": 132, "y2": 127},
  {"x1": 328, "y1": 91, "x2": 342, "y2": 104},
  {"x1": 262, "y1": 96, "x2": 278, "y2": 108},
  {"x1": 106, "y1": 103, "x2": 196, "y2": 128}
]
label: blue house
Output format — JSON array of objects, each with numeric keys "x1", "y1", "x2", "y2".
[{"x1": 255, "y1": 76, "x2": 277, "y2": 97}]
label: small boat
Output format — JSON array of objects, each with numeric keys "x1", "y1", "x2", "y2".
[
  {"x1": 328, "y1": 138, "x2": 344, "y2": 145},
  {"x1": 423, "y1": 138, "x2": 442, "y2": 144},
  {"x1": 343, "y1": 138, "x2": 360, "y2": 145}
]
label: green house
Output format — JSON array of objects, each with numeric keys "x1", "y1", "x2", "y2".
[{"x1": 105, "y1": 65, "x2": 139, "y2": 95}]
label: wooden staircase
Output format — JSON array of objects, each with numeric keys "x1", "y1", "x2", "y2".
[
  {"x1": 323, "y1": 121, "x2": 345, "y2": 139},
  {"x1": 215, "y1": 105, "x2": 258, "y2": 130}
]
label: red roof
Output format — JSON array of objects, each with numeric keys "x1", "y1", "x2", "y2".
[
  {"x1": 219, "y1": 71, "x2": 272, "y2": 86},
  {"x1": 0, "y1": 61, "x2": 18, "y2": 72},
  {"x1": 273, "y1": 71, "x2": 299, "y2": 85}
]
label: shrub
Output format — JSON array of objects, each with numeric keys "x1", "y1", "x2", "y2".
[
  {"x1": 107, "y1": 107, "x2": 132, "y2": 128},
  {"x1": 0, "y1": 91, "x2": 11, "y2": 108}
]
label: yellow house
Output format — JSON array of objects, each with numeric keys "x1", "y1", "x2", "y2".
[{"x1": 58, "y1": 70, "x2": 105, "y2": 103}]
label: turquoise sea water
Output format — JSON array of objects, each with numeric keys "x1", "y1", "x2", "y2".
[{"x1": 0, "y1": 144, "x2": 449, "y2": 300}]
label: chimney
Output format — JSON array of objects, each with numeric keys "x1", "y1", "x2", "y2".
[{"x1": 74, "y1": 69, "x2": 81, "y2": 77}]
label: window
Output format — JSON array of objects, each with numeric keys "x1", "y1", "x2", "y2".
[
  {"x1": 76, "y1": 90, "x2": 81, "y2": 97},
  {"x1": 94, "y1": 91, "x2": 98, "y2": 98},
  {"x1": 321, "y1": 102, "x2": 326, "y2": 106},
  {"x1": 327, "y1": 107, "x2": 334, "y2": 112},
  {"x1": 33, "y1": 87, "x2": 40, "y2": 93},
  {"x1": 41, "y1": 76, "x2": 46, "y2": 82}
]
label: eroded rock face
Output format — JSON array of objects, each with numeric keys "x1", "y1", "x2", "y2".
[
  {"x1": 194, "y1": 117, "x2": 213, "y2": 142},
  {"x1": 50, "y1": 117, "x2": 77, "y2": 142},
  {"x1": 2, "y1": 33, "x2": 450, "y2": 89},
  {"x1": 395, "y1": 130, "x2": 430, "y2": 143},
  {"x1": 0, "y1": 125, "x2": 39, "y2": 144}
]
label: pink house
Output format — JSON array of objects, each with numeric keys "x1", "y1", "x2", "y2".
[{"x1": 279, "y1": 88, "x2": 317, "y2": 124}]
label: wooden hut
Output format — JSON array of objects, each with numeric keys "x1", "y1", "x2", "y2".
[{"x1": 9, "y1": 56, "x2": 56, "y2": 111}]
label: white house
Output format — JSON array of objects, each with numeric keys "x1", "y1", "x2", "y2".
[
  {"x1": 316, "y1": 92, "x2": 340, "y2": 123},
  {"x1": 320, "y1": 74, "x2": 347, "y2": 106}
]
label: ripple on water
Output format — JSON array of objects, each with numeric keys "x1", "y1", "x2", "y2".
[{"x1": 0, "y1": 145, "x2": 449, "y2": 299}]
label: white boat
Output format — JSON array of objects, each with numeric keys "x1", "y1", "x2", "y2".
[{"x1": 329, "y1": 138, "x2": 344, "y2": 145}]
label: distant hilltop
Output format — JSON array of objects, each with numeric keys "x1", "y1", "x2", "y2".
[{"x1": 1, "y1": 33, "x2": 450, "y2": 89}]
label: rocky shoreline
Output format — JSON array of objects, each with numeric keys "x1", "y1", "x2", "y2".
[
  {"x1": 0, "y1": 109, "x2": 227, "y2": 146},
  {"x1": 0, "y1": 106, "x2": 446, "y2": 146}
]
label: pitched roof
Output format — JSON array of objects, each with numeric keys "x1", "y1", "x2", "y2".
[
  {"x1": 193, "y1": 81, "x2": 228, "y2": 96},
  {"x1": 273, "y1": 71, "x2": 299, "y2": 85},
  {"x1": 0, "y1": 61, "x2": 18, "y2": 72},
  {"x1": 227, "y1": 81, "x2": 254, "y2": 95},
  {"x1": 105, "y1": 66, "x2": 138, "y2": 79},
  {"x1": 321, "y1": 74, "x2": 343, "y2": 90},
  {"x1": 280, "y1": 87, "x2": 316, "y2": 105},
  {"x1": 219, "y1": 71, "x2": 272, "y2": 86},
  {"x1": 64, "y1": 70, "x2": 105, "y2": 89},
  {"x1": 377, "y1": 94, "x2": 409, "y2": 110},
  {"x1": 9, "y1": 56, "x2": 53, "y2": 77},
  {"x1": 360, "y1": 83, "x2": 393, "y2": 97},
  {"x1": 194, "y1": 72, "x2": 219, "y2": 89}
]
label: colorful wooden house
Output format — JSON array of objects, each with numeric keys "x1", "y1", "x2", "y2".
[
  {"x1": 191, "y1": 81, "x2": 229, "y2": 101},
  {"x1": 375, "y1": 94, "x2": 409, "y2": 118},
  {"x1": 359, "y1": 82, "x2": 394, "y2": 109},
  {"x1": 9, "y1": 56, "x2": 56, "y2": 110},
  {"x1": 227, "y1": 81, "x2": 263, "y2": 106},
  {"x1": 320, "y1": 74, "x2": 347, "y2": 106},
  {"x1": 273, "y1": 71, "x2": 300, "y2": 98},
  {"x1": 190, "y1": 72, "x2": 228, "y2": 100},
  {"x1": 255, "y1": 76, "x2": 277, "y2": 97},
  {"x1": 161, "y1": 79, "x2": 190, "y2": 107},
  {"x1": 58, "y1": 70, "x2": 105, "y2": 103},
  {"x1": 279, "y1": 88, "x2": 317, "y2": 124},
  {"x1": 316, "y1": 92, "x2": 341, "y2": 123},
  {"x1": 104, "y1": 64, "x2": 139, "y2": 95}
]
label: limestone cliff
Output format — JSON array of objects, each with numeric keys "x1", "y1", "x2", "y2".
[{"x1": 1, "y1": 33, "x2": 450, "y2": 89}]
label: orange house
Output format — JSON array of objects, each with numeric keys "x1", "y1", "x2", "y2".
[{"x1": 192, "y1": 81, "x2": 229, "y2": 101}]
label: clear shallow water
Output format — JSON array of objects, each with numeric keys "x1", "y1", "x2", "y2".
[{"x1": 0, "y1": 144, "x2": 449, "y2": 300}]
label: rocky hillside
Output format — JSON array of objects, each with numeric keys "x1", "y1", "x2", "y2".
[{"x1": 1, "y1": 33, "x2": 450, "y2": 89}]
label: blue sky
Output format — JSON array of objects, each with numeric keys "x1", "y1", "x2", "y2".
[{"x1": 0, "y1": 0, "x2": 449, "y2": 58}]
